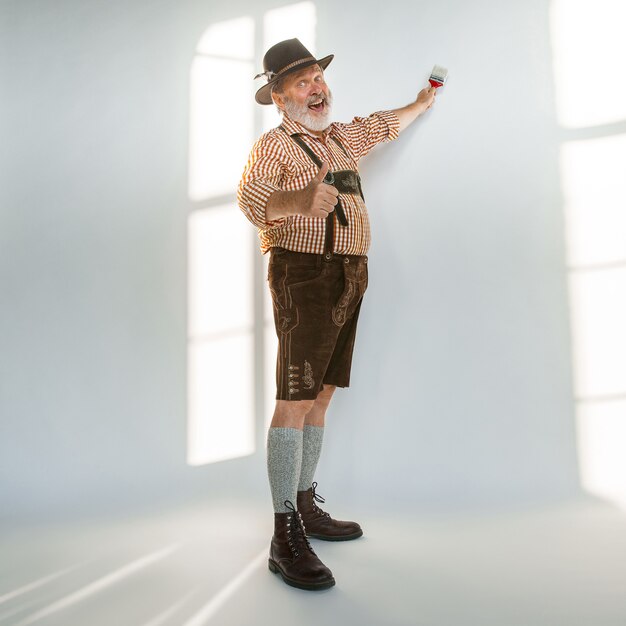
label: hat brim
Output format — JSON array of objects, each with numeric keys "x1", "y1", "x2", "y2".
[{"x1": 254, "y1": 54, "x2": 334, "y2": 105}]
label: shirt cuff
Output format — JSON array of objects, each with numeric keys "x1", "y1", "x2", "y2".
[{"x1": 240, "y1": 180, "x2": 286, "y2": 228}]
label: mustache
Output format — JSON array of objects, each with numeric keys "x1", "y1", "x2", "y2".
[{"x1": 304, "y1": 91, "x2": 333, "y2": 106}]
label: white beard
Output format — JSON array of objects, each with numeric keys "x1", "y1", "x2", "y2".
[{"x1": 283, "y1": 90, "x2": 333, "y2": 132}]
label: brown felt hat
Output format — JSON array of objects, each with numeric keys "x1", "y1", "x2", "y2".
[{"x1": 254, "y1": 38, "x2": 333, "y2": 105}]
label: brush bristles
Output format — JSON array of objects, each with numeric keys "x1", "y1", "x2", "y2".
[{"x1": 430, "y1": 65, "x2": 448, "y2": 84}]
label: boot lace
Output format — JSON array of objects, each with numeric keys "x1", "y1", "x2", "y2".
[
  {"x1": 310, "y1": 482, "x2": 331, "y2": 519},
  {"x1": 284, "y1": 500, "x2": 315, "y2": 557}
]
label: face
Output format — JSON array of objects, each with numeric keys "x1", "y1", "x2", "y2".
[{"x1": 272, "y1": 64, "x2": 333, "y2": 132}]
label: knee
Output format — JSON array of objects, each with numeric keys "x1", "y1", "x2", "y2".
[{"x1": 271, "y1": 398, "x2": 316, "y2": 429}]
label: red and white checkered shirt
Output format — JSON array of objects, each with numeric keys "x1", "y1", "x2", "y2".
[{"x1": 237, "y1": 110, "x2": 400, "y2": 255}]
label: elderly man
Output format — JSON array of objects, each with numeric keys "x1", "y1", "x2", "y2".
[{"x1": 237, "y1": 38, "x2": 435, "y2": 590}]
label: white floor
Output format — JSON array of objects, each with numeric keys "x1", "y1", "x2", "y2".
[{"x1": 1, "y1": 497, "x2": 626, "y2": 626}]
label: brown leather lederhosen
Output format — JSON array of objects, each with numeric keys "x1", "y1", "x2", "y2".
[{"x1": 278, "y1": 125, "x2": 365, "y2": 257}]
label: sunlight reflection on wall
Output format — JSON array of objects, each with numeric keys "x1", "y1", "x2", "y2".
[
  {"x1": 187, "y1": 207, "x2": 255, "y2": 465},
  {"x1": 187, "y1": 4, "x2": 317, "y2": 465},
  {"x1": 551, "y1": 0, "x2": 626, "y2": 509},
  {"x1": 187, "y1": 16, "x2": 255, "y2": 465},
  {"x1": 188, "y1": 17, "x2": 254, "y2": 201}
]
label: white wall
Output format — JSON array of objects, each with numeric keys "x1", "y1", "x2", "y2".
[
  {"x1": 316, "y1": 0, "x2": 580, "y2": 508},
  {"x1": 0, "y1": 0, "x2": 582, "y2": 521}
]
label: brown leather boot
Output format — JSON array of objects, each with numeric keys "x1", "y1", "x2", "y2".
[
  {"x1": 268, "y1": 500, "x2": 335, "y2": 590},
  {"x1": 297, "y1": 482, "x2": 363, "y2": 541}
]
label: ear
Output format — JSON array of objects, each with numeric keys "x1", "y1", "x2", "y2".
[{"x1": 271, "y1": 90, "x2": 285, "y2": 112}]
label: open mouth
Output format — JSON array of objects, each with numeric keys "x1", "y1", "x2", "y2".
[{"x1": 308, "y1": 99, "x2": 325, "y2": 113}]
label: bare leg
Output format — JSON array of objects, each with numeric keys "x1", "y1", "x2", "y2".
[
  {"x1": 303, "y1": 384, "x2": 336, "y2": 427},
  {"x1": 270, "y1": 399, "x2": 316, "y2": 430},
  {"x1": 269, "y1": 384, "x2": 337, "y2": 429}
]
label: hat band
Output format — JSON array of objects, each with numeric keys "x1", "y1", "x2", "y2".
[{"x1": 273, "y1": 56, "x2": 317, "y2": 79}]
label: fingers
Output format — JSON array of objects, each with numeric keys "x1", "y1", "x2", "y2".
[
  {"x1": 310, "y1": 187, "x2": 338, "y2": 218},
  {"x1": 419, "y1": 85, "x2": 436, "y2": 109},
  {"x1": 319, "y1": 183, "x2": 338, "y2": 203},
  {"x1": 313, "y1": 205, "x2": 335, "y2": 218},
  {"x1": 319, "y1": 190, "x2": 338, "y2": 211},
  {"x1": 312, "y1": 167, "x2": 338, "y2": 202},
  {"x1": 313, "y1": 161, "x2": 330, "y2": 182},
  {"x1": 304, "y1": 162, "x2": 340, "y2": 218}
]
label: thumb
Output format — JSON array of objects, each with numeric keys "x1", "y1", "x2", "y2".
[{"x1": 313, "y1": 161, "x2": 329, "y2": 182}]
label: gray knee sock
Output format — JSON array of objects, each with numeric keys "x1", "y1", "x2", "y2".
[
  {"x1": 297, "y1": 425, "x2": 325, "y2": 491},
  {"x1": 267, "y1": 427, "x2": 303, "y2": 513}
]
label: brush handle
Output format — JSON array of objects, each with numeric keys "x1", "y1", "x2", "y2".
[{"x1": 429, "y1": 79, "x2": 444, "y2": 89}]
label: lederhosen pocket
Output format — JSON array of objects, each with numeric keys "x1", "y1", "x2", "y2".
[{"x1": 268, "y1": 248, "x2": 324, "y2": 335}]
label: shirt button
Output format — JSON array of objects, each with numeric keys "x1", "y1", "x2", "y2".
[
  {"x1": 344, "y1": 257, "x2": 349, "y2": 264},
  {"x1": 324, "y1": 252, "x2": 332, "y2": 260}
]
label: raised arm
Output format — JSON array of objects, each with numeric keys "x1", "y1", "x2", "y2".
[{"x1": 391, "y1": 86, "x2": 436, "y2": 133}]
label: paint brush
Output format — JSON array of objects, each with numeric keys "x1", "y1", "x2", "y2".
[{"x1": 429, "y1": 65, "x2": 448, "y2": 89}]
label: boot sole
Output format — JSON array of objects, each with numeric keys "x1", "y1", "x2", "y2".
[
  {"x1": 268, "y1": 559, "x2": 335, "y2": 591},
  {"x1": 307, "y1": 529, "x2": 364, "y2": 541}
]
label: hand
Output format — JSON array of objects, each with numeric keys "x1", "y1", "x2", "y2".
[
  {"x1": 416, "y1": 85, "x2": 436, "y2": 113},
  {"x1": 298, "y1": 162, "x2": 339, "y2": 219}
]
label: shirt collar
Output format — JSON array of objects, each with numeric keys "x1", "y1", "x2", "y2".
[{"x1": 280, "y1": 114, "x2": 334, "y2": 141}]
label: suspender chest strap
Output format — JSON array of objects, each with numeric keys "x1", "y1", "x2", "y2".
[
  {"x1": 277, "y1": 125, "x2": 366, "y2": 255},
  {"x1": 278, "y1": 126, "x2": 365, "y2": 212}
]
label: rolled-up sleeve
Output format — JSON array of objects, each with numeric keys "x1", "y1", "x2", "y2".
[
  {"x1": 237, "y1": 134, "x2": 287, "y2": 229},
  {"x1": 334, "y1": 110, "x2": 400, "y2": 163}
]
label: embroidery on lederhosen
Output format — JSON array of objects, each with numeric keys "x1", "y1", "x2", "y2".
[
  {"x1": 302, "y1": 360, "x2": 315, "y2": 390},
  {"x1": 332, "y1": 281, "x2": 356, "y2": 326},
  {"x1": 279, "y1": 314, "x2": 293, "y2": 331}
]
